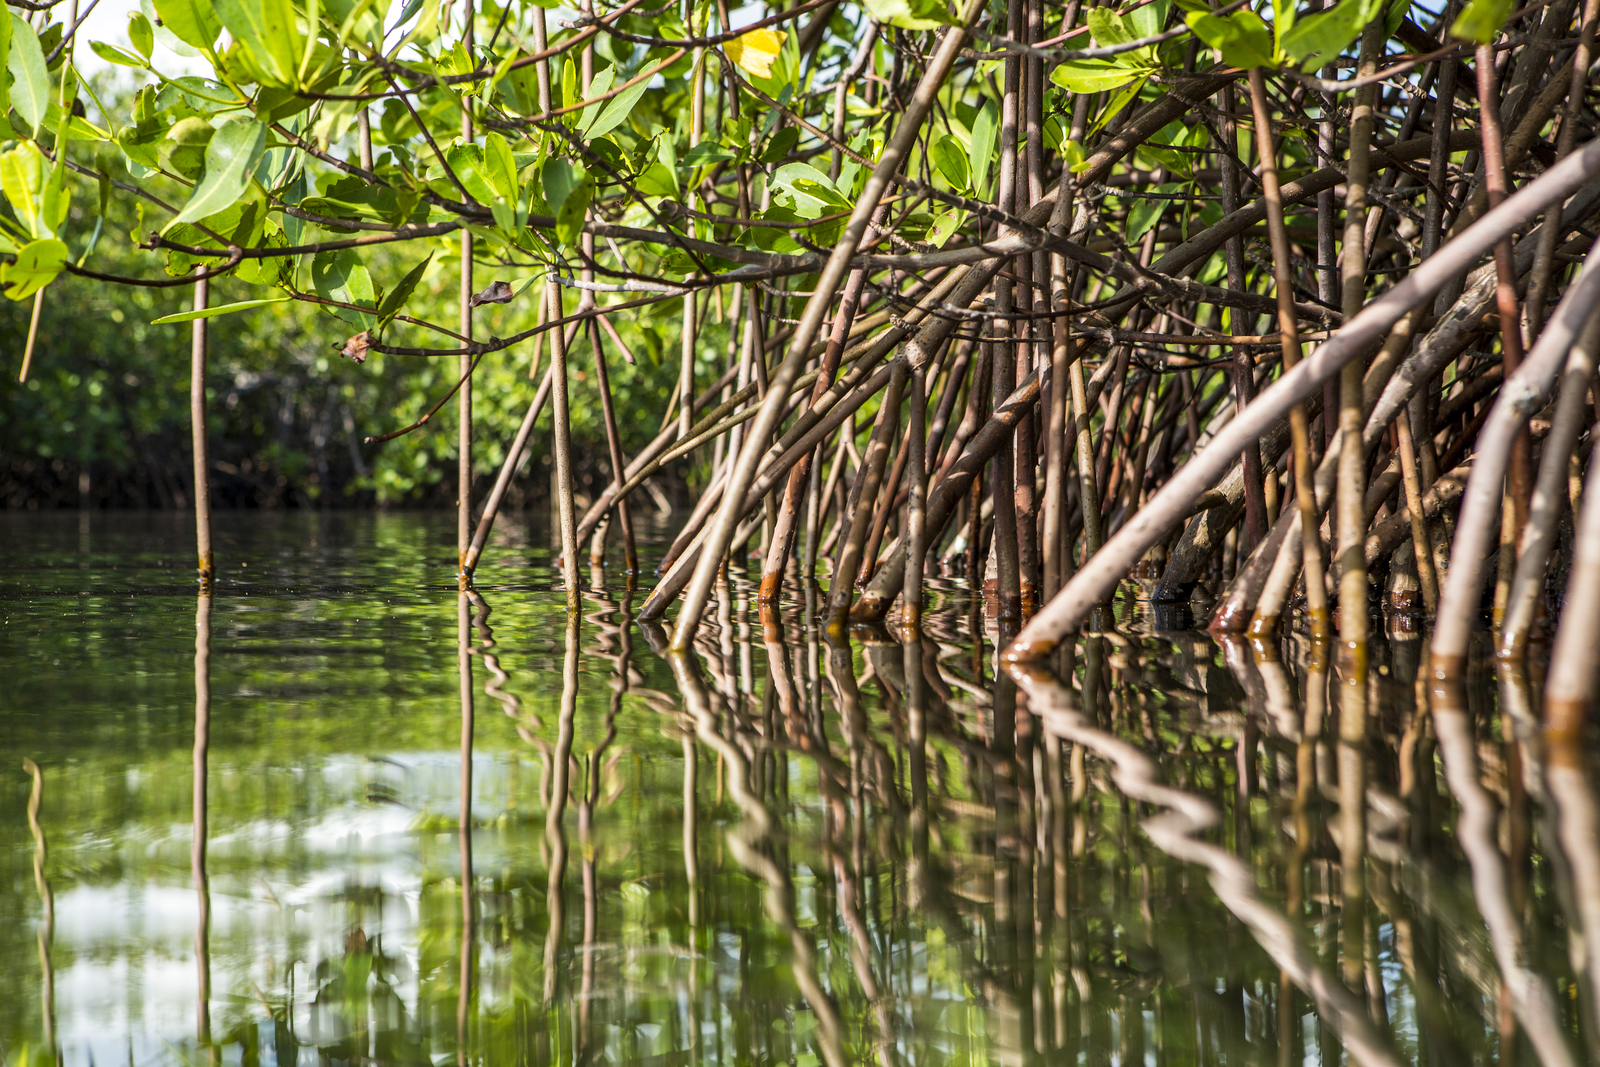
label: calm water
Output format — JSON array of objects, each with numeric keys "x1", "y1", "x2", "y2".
[{"x1": 2, "y1": 511, "x2": 1593, "y2": 1066}]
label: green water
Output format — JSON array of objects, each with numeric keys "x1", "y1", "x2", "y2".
[{"x1": 0, "y1": 512, "x2": 1589, "y2": 1066}]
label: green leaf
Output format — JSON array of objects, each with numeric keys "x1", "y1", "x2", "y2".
[
  {"x1": 1271, "y1": 0, "x2": 1296, "y2": 47},
  {"x1": 166, "y1": 119, "x2": 267, "y2": 231},
  {"x1": 1386, "y1": 0, "x2": 1413, "y2": 37},
  {"x1": 554, "y1": 176, "x2": 593, "y2": 247},
  {"x1": 154, "y1": 0, "x2": 223, "y2": 52},
  {"x1": 212, "y1": 0, "x2": 302, "y2": 85},
  {"x1": 759, "y1": 127, "x2": 800, "y2": 164},
  {"x1": 1050, "y1": 58, "x2": 1143, "y2": 93},
  {"x1": 311, "y1": 247, "x2": 378, "y2": 327},
  {"x1": 862, "y1": 0, "x2": 959, "y2": 31},
  {"x1": 634, "y1": 161, "x2": 678, "y2": 198},
  {"x1": 682, "y1": 141, "x2": 737, "y2": 167},
  {"x1": 443, "y1": 142, "x2": 497, "y2": 204},
  {"x1": 233, "y1": 229, "x2": 292, "y2": 285},
  {"x1": 2, "y1": 237, "x2": 66, "y2": 300},
  {"x1": 1280, "y1": 0, "x2": 1384, "y2": 68},
  {"x1": 128, "y1": 10, "x2": 156, "y2": 57},
  {"x1": 577, "y1": 65, "x2": 616, "y2": 133},
  {"x1": 542, "y1": 158, "x2": 585, "y2": 215},
  {"x1": 1127, "y1": 0, "x2": 1170, "y2": 37},
  {"x1": 164, "y1": 199, "x2": 266, "y2": 274},
  {"x1": 1185, "y1": 10, "x2": 1274, "y2": 69},
  {"x1": 7, "y1": 14, "x2": 50, "y2": 134},
  {"x1": 770, "y1": 161, "x2": 850, "y2": 218},
  {"x1": 968, "y1": 99, "x2": 997, "y2": 197},
  {"x1": 91, "y1": 41, "x2": 147, "y2": 67},
  {"x1": 1062, "y1": 138, "x2": 1090, "y2": 174},
  {"x1": 0, "y1": 143, "x2": 47, "y2": 238},
  {"x1": 140, "y1": 0, "x2": 199, "y2": 57},
  {"x1": 1087, "y1": 8, "x2": 1135, "y2": 46},
  {"x1": 482, "y1": 131, "x2": 520, "y2": 203},
  {"x1": 1450, "y1": 0, "x2": 1510, "y2": 43},
  {"x1": 1223, "y1": 10, "x2": 1276, "y2": 67},
  {"x1": 0, "y1": 14, "x2": 10, "y2": 121},
  {"x1": 37, "y1": 23, "x2": 63, "y2": 72},
  {"x1": 1091, "y1": 76, "x2": 1147, "y2": 135},
  {"x1": 589, "y1": 72, "x2": 650, "y2": 141},
  {"x1": 376, "y1": 254, "x2": 432, "y2": 326},
  {"x1": 160, "y1": 116, "x2": 218, "y2": 181},
  {"x1": 42, "y1": 101, "x2": 109, "y2": 143},
  {"x1": 1126, "y1": 182, "x2": 1182, "y2": 243},
  {"x1": 560, "y1": 56, "x2": 578, "y2": 113},
  {"x1": 931, "y1": 134, "x2": 970, "y2": 191},
  {"x1": 152, "y1": 296, "x2": 290, "y2": 324},
  {"x1": 926, "y1": 208, "x2": 963, "y2": 248}
]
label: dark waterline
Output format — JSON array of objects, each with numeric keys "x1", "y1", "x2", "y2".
[{"x1": 0, "y1": 511, "x2": 1590, "y2": 1066}]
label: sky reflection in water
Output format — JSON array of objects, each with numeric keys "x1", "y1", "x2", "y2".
[{"x1": 0, "y1": 510, "x2": 1591, "y2": 1066}]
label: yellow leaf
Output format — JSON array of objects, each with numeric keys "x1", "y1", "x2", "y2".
[
  {"x1": 725, "y1": 27, "x2": 786, "y2": 79},
  {"x1": 2, "y1": 237, "x2": 66, "y2": 300}
]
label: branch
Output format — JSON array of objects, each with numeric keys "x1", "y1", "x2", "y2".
[{"x1": 64, "y1": 245, "x2": 244, "y2": 287}]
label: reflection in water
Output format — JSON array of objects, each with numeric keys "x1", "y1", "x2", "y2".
[
  {"x1": 23, "y1": 757, "x2": 54, "y2": 1061},
  {"x1": 458, "y1": 591, "x2": 475, "y2": 1063},
  {"x1": 4, "y1": 513, "x2": 1600, "y2": 1065},
  {"x1": 194, "y1": 593, "x2": 213, "y2": 1052}
]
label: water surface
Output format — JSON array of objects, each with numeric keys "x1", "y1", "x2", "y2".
[{"x1": 1, "y1": 511, "x2": 1591, "y2": 1066}]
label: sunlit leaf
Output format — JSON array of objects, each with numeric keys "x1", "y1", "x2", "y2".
[
  {"x1": 1091, "y1": 76, "x2": 1147, "y2": 135},
  {"x1": 1185, "y1": 10, "x2": 1274, "y2": 69},
  {"x1": 1279, "y1": 0, "x2": 1384, "y2": 68},
  {"x1": 2, "y1": 237, "x2": 66, "y2": 300},
  {"x1": 1062, "y1": 138, "x2": 1090, "y2": 173},
  {"x1": 482, "y1": 131, "x2": 520, "y2": 203},
  {"x1": 212, "y1": 0, "x2": 302, "y2": 85},
  {"x1": 1087, "y1": 8, "x2": 1135, "y2": 46},
  {"x1": 589, "y1": 71, "x2": 650, "y2": 140},
  {"x1": 863, "y1": 0, "x2": 958, "y2": 30},
  {"x1": 442, "y1": 142, "x2": 497, "y2": 204},
  {"x1": 578, "y1": 66, "x2": 616, "y2": 132},
  {"x1": 1051, "y1": 58, "x2": 1144, "y2": 93},
  {"x1": 128, "y1": 10, "x2": 155, "y2": 57},
  {"x1": 926, "y1": 209, "x2": 963, "y2": 248},
  {"x1": 311, "y1": 247, "x2": 378, "y2": 328},
  {"x1": 1127, "y1": 0, "x2": 1171, "y2": 37},
  {"x1": 141, "y1": 0, "x2": 201, "y2": 57},
  {"x1": 725, "y1": 28, "x2": 786, "y2": 79},
  {"x1": 770, "y1": 161, "x2": 849, "y2": 219},
  {"x1": 0, "y1": 15, "x2": 11, "y2": 121},
  {"x1": 7, "y1": 14, "x2": 50, "y2": 134},
  {"x1": 166, "y1": 119, "x2": 267, "y2": 231},
  {"x1": 0, "y1": 142, "x2": 47, "y2": 238},
  {"x1": 930, "y1": 134, "x2": 970, "y2": 191},
  {"x1": 91, "y1": 40, "x2": 147, "y2": 67},
  {"x1": 968, "y1": 100, "x2": 997, "y2": 198},
  {"x1": 1450, "y1": 0, "x2": 1511, "y2": 43},
  {"x1": 153, "y1": 0, "x2": 223, "y2": 52},
  {"x1": 151, "y1": 296, "x2": 290, "y2": 324}
]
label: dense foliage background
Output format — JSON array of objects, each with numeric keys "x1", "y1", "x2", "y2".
[{"x1": 2, "y1": 171, "x2": 703, "y2": 508}]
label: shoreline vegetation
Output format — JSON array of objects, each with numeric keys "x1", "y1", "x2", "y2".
[
  {"x1": 7, "y1": 0, "x2": 1600, "y2": 659},
  {"x1": 5, "y1": 0, "x2": 1600, "y2": 649},
  {"x1": 11, "y1": 0, "x2": 1600, "y2": 1055}
]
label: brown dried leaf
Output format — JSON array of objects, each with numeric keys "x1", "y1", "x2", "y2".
[
  {"x1": 340, "y1": 331, "x2": 372, "y2": 363},
  {"x1": 468, "y1": 280, "x2": 516, "y2": 307}
]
